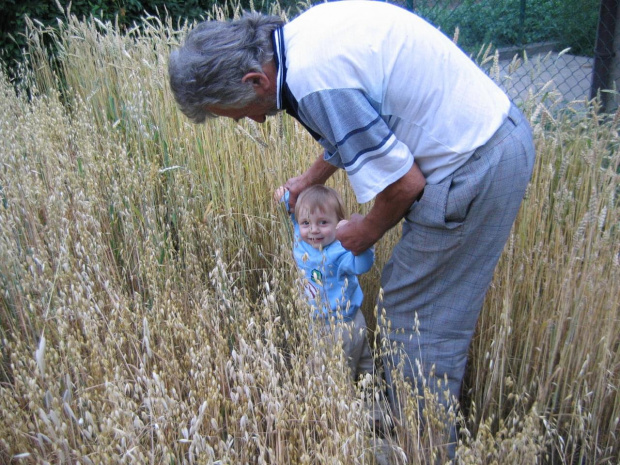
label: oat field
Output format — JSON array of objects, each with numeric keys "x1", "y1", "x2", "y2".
[{"x1": 0, "y1": 7, "x2": 618, "y2": 464}]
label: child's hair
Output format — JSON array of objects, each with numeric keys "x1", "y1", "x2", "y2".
[{"x1": 295, "y1": 185, "x2": 347, "y2": 221}]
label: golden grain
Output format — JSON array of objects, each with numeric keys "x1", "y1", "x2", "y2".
[{"x1": 0, "y1": 5, "x2": 618, "y2": 465}]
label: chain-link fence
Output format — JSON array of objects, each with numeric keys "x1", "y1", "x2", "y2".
[{"x1": 389, "y1": 0, "x2": 609, "y2": 112}]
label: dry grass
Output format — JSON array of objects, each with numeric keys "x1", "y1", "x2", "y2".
[{"x1": 0, "y1": 7, "x2": 618, "y2": 464}]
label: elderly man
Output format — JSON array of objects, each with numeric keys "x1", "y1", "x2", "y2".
[{"x1": 169, "y1": 0, "x2": 535, "y2": 445}]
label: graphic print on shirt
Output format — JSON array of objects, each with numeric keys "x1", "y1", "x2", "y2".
[
  {"x1": 303, "y1": 268, "x2": 322, "y2": 301},
  {"x1": 311, "y1": 269, "x2": 323, "y2": 285}
]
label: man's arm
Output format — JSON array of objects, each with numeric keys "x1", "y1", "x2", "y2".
[
  {"x1": 336, "y1": 163, "x2": 426, "y2": 255},
  {"x1": 284, "y1": 150, "x2": 339, "y2": 211}
]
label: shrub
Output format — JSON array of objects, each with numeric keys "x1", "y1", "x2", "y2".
[
  {"x1": 415, "y1": 0, "x2": 598, "y2": 56},
  {"x1": 0, "y1": 0, "x2": 302, "y2": 79}
]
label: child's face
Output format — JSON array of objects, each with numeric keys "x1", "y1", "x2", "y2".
[{"x1": 298, "y1": 207, "x2": 339, "y2": 249}]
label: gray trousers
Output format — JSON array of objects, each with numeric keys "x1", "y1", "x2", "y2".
[
  {"x1": 380, "y1": 103, "x2": 535, "y2": 410},
  {"x1": 316, "y1": 309, "x2": 374, "y2": 382}
]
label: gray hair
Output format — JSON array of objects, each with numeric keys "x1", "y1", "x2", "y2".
[{"x1": 168, "y1": 12, "x2": 284, "y2": 123}]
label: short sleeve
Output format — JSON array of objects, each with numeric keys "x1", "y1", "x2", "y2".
[{"x1": 297, "y1": 89, "x2": 414, "y2": 203}]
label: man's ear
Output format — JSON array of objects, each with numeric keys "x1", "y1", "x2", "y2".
[{"x1": 242, "y1": 71, "x2": 270, "y2": 96}]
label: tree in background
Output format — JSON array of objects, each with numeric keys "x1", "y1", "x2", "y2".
[{"x1": 0, "y1": 0, "x2": 299, "y2": 78}]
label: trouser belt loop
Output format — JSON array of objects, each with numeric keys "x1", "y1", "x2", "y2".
[{"x1": 507, "y1": 102, "x2": 520, "y2": 126}]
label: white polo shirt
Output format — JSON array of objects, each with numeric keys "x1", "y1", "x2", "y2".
[{"x1": 274, "y1": 0, "x2": 510, "y2": 203}]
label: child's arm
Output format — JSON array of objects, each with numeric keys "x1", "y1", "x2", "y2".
[
  {"x1": 352, "y1": 246, "x2": 374, "y2": 274},
  {"x1": 274, "y1": 186, "x2": 292, "y2": 214},
  {"x1": 274, "y1": 186, "x2": 288, "y2": 205},
  {"x1": 337, "y1": 244, "x2": 374, "y2": 276},
  {"x1": 274, "y1": 186, "x2": 297, "y2": 230},
  {"x1": 335, "y1": 219, "x2": 374, "y2": 274}
]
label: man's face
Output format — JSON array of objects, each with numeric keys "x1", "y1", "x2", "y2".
[{"x1": 207, "y1": 96, "x2": 278, "y2": 123}]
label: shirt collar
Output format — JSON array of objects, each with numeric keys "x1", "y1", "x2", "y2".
[
  {"x1": 270, "y1": 27, "x2": 322, "y2": 141},
  {"x1": 272, "y1": 27, "x2": 285, "y2": 110}
]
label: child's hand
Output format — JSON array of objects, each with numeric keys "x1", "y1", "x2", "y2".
[
  {"x1": 336, "y1": 219, "x2": 348, "y2": 229},
  {"x1": 274, "y1": 186, "x2": 288, "y2": 203}
]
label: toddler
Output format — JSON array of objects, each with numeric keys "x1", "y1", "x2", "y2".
[{"x1": 275, "y1": 184, "x2": 375, "y2": 381}]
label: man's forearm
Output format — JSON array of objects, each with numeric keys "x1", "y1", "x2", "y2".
[
  {"x1": 284, "y1": 151, "x2": 338, "y2": 210},
  {"x1": 336, "y1": 163, "x2": 426, "y2": 255},
  {"x1": 364, "y1": 163, "x2": 426, "y2": 240},
  {"x1": 304, "y1": 151, "x2": 339, "y2": 185}
]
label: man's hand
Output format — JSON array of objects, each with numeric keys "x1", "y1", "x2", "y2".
[
  {"x1": 336, "y1": 163, "x2": 426, "y2": 255},
  {"x1": 336, "y1": 214, "x2": 381, "y2": 255},
  {"x1": 283, "y1": 174, "x2": 309, "y2": 212},
  {"x1": 282, "y1": 151, "x2": 339, "y2": 212}
]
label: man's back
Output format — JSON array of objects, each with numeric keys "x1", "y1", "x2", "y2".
[{"x1": 279, "y1": 0, "x2": 510, "y2": 188}]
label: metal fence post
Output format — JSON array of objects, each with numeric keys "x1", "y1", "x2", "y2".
[
  {"x1": 519, "y1": 0, "x2": 526, "y2": 51},
  {"x1": 590, "y1": 0, "x2": 619, "y2": 110}
]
